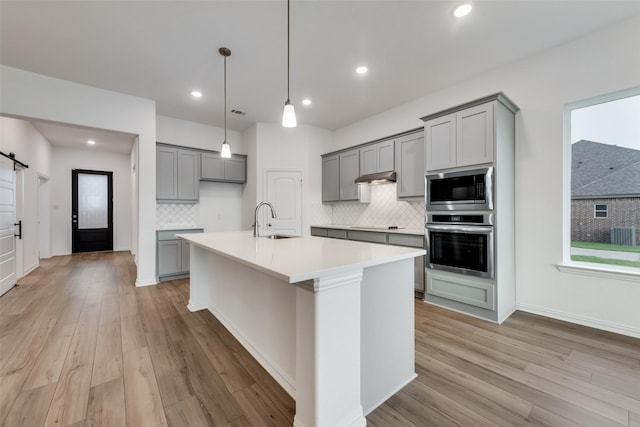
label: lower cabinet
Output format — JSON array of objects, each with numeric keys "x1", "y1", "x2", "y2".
[
  {"x1": 426, "y1": 272, "x2": 495, "y2": 311},
  {"x1": 311, "y1": 227, "x2": 425, "y2": 294},
  {"x1": 157, "y1": 228, "x2": 203, "y2": 281}
]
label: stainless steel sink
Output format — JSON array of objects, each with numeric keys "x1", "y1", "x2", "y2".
[{"x1": 262, "y1": 234, "x2": 300, "y2": 239}]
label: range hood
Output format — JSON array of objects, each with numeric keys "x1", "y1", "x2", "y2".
[{"x1": 354, "y1": 171, "x2": 397, "y2": 184}]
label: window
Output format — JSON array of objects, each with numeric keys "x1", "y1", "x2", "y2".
[
  {"x1": 594, "y1": 204, "x2": 608, "y2": 219},
  {"x1": 563, "y1": 87, "x2": 640, "y2": 273}
]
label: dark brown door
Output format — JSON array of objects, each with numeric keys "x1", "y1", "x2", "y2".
[{"x1": 72, "y1": 169, "x2": 113, "y2": 253}]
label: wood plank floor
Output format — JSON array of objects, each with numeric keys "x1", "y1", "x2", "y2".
[{"x1": 1, "y1": 252, "x2": 638, "y2": 426}]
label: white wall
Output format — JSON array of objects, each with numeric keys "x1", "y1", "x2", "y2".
[
  {"x1": 156, "y1": 115, "x2": 244, "y2": 154},
  {"x1": 50, "y1": 146, "x2": 132, "y2": 255},
  {"x1": 0, "y1": 66, "x2": 156, "y2": 286},
  {"x1": 248, "y1": 123, "x2": 333, "y2": 234},
  {"x1": 332, "y1": 16, "x2": 640, "y2": 337},
  {"x1": 241, "y1": 125, "x2": 258, "y2": 230},
  {"x1": 0, "y1": 117, "x2": 52, "y2": 274}
]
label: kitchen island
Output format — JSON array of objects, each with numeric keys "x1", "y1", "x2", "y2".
[{"x1": 178, "y1": 231, "x2": 425, "y2": 427}]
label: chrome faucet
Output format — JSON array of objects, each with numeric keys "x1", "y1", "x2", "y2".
[{"x1": 253, "y1": 201, "x2": 277, "y2": 237}]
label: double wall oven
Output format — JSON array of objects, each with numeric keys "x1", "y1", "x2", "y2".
[{"x1": 425, "y1": 168, "x2": 495, "y2": 279}]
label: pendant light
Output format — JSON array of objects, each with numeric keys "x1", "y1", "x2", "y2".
[
  {"x1": 220, "y1": 47, "x2": 232, "y2": 158},
  {"x1": 282, "y1": 0, "x2": 297, "y2": 127}
]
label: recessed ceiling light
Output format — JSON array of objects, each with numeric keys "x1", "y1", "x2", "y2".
[
  {"x1": 356, "y1": 66, "x2": 368, "y2": 75},
  {"x1": 87, "y1": 140, "x2": 96, "y2": 145},
  {"x1": 191, "y1": 90, "x2": 203, "y2": 98},
  {"x1": 453, "y1": 4, "x2": 472, "y2": 18},
  {"x1": 302, "y1": 99, "x2": 312, "y2": 106}
]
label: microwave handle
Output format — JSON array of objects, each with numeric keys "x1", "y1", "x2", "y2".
[{"x1": 425, "y1": 224, "x2": 493, "y2": 234}]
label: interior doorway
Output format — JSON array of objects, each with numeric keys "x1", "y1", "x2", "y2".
[{"x1": 72, "y1": 169, "x2": 113, "y2": 253}]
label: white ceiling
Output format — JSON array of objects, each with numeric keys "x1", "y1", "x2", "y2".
[
  {"x1": 29, "y1": 120, "x2": 137, "y2": 154},
  {"x1": 2, "y1": 1, "x2": 640, "y2": 148}
]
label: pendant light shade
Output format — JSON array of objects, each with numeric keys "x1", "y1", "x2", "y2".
[
  {"x1": 220, "y1": 47, "x2": 232, "y2": 158},
  {"x1": 221, "y1": 141, "x2": 231, "y2": 158},
  {"x1": 282, "y1": 100, "x2": 297, "y2": 127},
  {"x1": 282, "y1": 0, "x2": 297, "y2": 128}
]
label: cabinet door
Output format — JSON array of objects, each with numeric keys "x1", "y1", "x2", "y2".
[
  {"x1": 322, "y1": 155, "x2": 340, "y2": 202},
  {"x1": 181, "y1": 240, "x2": 190, "y2": 273},
  {"x1": 177, "y1": 149, "x2": 199, "y2": 201},
  {"x1": 156, "y1": 146, "x2": 178, "y2": 200},
  {"x1": 339, "y1": 150, "x2": 360, "y2": 201},
  {"x1": 201, "y1": 152, "x2": 224, "y2": 181},
  {"x1": 224, "y1": 156, "x2": 246, "y2": 182},
  {"x1": 376, "y1": 140, "x2": 395, "y2": 172},
  {"x1": 158, "y1": 240, "x2": 181, "y2": 276},
  {"x1": 359, "y1": 145, "x2": 377, "y2": 175},
  {"x1": 457, "y1": 103, "x2": 494, "y2": 167},
  {"x1": 396, "y1": 133, "x2": 424, "y2": 198},
  {"x1": 425, "y1": 113, "x2": 456, "y2": 172}
]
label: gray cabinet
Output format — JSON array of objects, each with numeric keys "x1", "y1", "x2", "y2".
[
  {"x1": 339, "y1": 149, "x2": 360, "y2": 201},
  {"x1": 201, "y1": 152, "x2": 247, "y2": 183},
  {"x1": 423, "y1": 102, "x2": 494, "y2": 172},
  {"x1": 310, "y1": 226, "x2": 425, "y2": 294},
  {"x1": 359, "y1": 140, "x2": 394, "y2": 175},
  {"x1": 395, "y1": 131, "x2": 425, "y2": 199},
  {"x1": 156, "y1": 228, "x2": 203, "y2": 281},
  {"x1": 322, "y1": 155, "x2": 340, "y2": 202},
  {"x1": 156, "y1": 144, "x2": 200, "y2": 202},
  {"x1": 156, "y1": 145, "x2": 178, "y2": 200}
]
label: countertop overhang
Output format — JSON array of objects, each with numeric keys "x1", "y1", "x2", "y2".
[{"x1": 178, "y1": 231, "x2": 425, "y2": 284}]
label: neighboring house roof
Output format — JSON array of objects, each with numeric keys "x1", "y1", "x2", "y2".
[{"x1": 572, "y1": 140, "x2": 640, "y2": 198}]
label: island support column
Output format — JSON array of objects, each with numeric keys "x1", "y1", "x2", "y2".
[{"x1": 294, "y1": 270, "x2": 367, "y2": 427}]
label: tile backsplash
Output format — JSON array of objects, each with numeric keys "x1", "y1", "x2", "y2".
[
  {"x1": 156, "y1": 203, "x2": 199, "y2": 228},
  {"x1": 157, "y1": 183, "x2": 424, "y2": 230},
  {"x1": 330, "y1": 184, "x2": 425, "y2": 229}
]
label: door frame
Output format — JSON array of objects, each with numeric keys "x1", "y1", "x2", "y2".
[
  {"x1": 72, "y1": 169, "x2": 114, "y2": 253},
  {"x1": 38, "y1": 174, "x2": 51, "y2": 259}
]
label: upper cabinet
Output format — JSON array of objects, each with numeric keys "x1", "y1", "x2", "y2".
[
  {"x1": 321, "y1": 150, "x2": 370, "y2": 203},
  {"x1": 157, "y1": 143, "x2": 247, "y2": 203},
  {"x1": 359, "y1": 140, "x2": 395, "y2": 175},
  {"x1": 339, "y1": 149, "x2": 360, "y2": 201},
  {"x1": 395, "y1": 131, "x2": 425, "y2": 199},
  {"x1": 201, "y1": 152, "x2": 246, "y2": 183},
  {"x1": 322, "y1": 154, "x2": 340, "y2": 202},
  {"x1": 424, "y1": 104, "x2": 493, "y2": 171},
  {"x1": 156, "y1": 144, "x2": 199, "y2": 203},
  {"x1": 422, "y1": 93, "x2": 518, "y2": 172}
]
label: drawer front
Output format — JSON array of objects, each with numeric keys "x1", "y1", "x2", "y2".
[
  {"x1": 310, "y1": 227, "x2": 328, "y2": 237},
  {"x1": 388, "y1": 233, "x2": 423, "y2": 248},
  {"x1": 347, "y1": 230, "x2": 387, "y2": 244},
  {"x1": 426, "y1": 274, "x2": 495, "y2": 310},
  {"x1": 157, "y1": 228, "x2": 203, "y2": 241},
  {"x1": 327, "y1": 229, "x2": 347, "y2": 239}
]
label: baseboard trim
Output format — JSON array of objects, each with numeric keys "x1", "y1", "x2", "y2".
[
  {"x1": 517, "y1": 303, "x2": 640, "y2": 339},
  {"x1": 135, "y1": 279, "x2": 158, "y2": 287}
]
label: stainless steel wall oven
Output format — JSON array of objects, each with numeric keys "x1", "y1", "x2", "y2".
[
  {"x1": 425, "y1": 167, "x2": 493, "y2": 211},
  {"x1": 425, "y1": 214, "x2": 494, "y2": 279}
]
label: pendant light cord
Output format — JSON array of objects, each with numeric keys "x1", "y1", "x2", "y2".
[
  {"x1": 224, "y1": 53, "x2": 227, "y2": 142},
  {"x1": 287, "y1": 0, "x2": 290, "y2": 102}
]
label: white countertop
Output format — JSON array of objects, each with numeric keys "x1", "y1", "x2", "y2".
[
  {"x1": 178, "y1": 231, "x2": 425, "y2": 284},
  {"x1": 156, "y1": 225, "x2": 202, "y2": 231},
  {"x1": 311, "y1": 224, "x2": 424, "y2": 236}
]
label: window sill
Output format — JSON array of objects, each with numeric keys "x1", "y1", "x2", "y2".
[{"x1": 556, "y1": 262, "x2": 640, "y2": 282}]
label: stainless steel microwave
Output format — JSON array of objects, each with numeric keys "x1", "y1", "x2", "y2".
[{"x1": 425, "y1": 167, "x2": 493, "y2": 211}]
